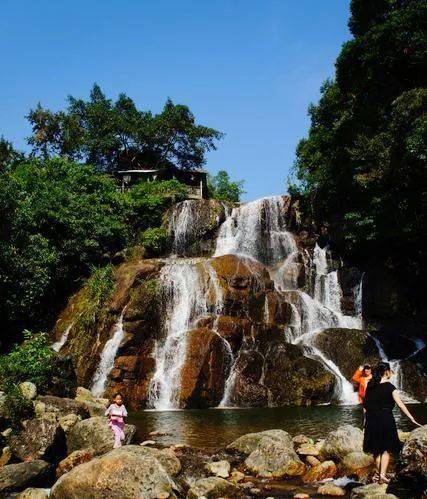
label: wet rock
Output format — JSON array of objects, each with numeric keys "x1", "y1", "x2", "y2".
[
  {"x1": 215, "y1": 315, "x2": 251, "y2": 353},
  {"x1": 397, "y1": 430, "x2": 411, "y2": 443},
  {"x1": 171, "y1": 446, "x2": 212, "y2": 488},
  {"x1": 179, "y1": 327, "x2": 229, "y2": 408},
  {"x1": 56, "y1": 449, "x2": 95, "y2": 478},
  {"x1": 205, "y1": 459, "x2": 231, "y2": 478},
  {"x1": 306, "y1": 455, "x2": 321, "y2": 467},
  {"x1": 320, "y1": 425, "x2": 363, "y2": 460},
  {"x1": 19, "y1": 382, "x2": 37, "y2": 401},
  {"x1": 302, "y1": 460, "x2": 337, "y2": 482},
  {"x1": 312, "y1": 329, "x2": 380, "y2": 380},
  {"x1": 317, "y1": 482, "x2": 345, "y2": 496},
  {"x1": 342, "y1": 451, "x2": 374, "y2": 476},
  {"x1": 51, "y1": 445, "x2": 179, "y2": 498},
  {"x1": 297, "y1": 442, "x2": 321, "y2": 456},
  {"x1": 350, "y1": 483, "x2": 395, "y2": 498},
  {"x1": 261, "y1": 342, "x2": 336, "y2": 406},
  {"x1": 74, "y1": 389, "x2": 108, "y2": 416},
  {"x1": 0, "y1": 460, "x2": 51, "y2": 494},
  {"x1": 227, "y1": 429, "x2": 293, "y2": 455},
  {"x1": 187, "y1": 476, "x2": 243, "y2": 499},
  {"x1": 399, "y1": 424, "x2": 427, "y2": 483},
  {"x1": 230, "y1": 470, "x2": 245, "y2": 483},
  {"x1": 399, "y1": 349, "x2": 427, "y2": 402},
  {"x1": 165, "y1": 199, "x2": 229, "y2": 257},
  {"x1": 37, "y1": 395, "x2": 90, "y2": 419},
  {"x1": 8, "y1": 414, "x2": 66, "y2": 463},
  {"x1": 16, "y1": 488, "x2": 50, "y2": 499},
  {"x1": 45, "y1": 356, "x2": 77, "y2": 398},
  {"x1": 293, "y1": 494, "x2": 310, "y2": 499},
  {"x1": 293, "y1": 434, "x2": 311, "y2": 445},
  {"x1": 245, "y1": 435, "x2": 306, "y2": 478},
  {"x1": 66, "y1": 416, "x2": 136, "y2": 455}
]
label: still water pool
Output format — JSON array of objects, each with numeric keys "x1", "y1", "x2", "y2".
[{"x1": 129, "y1": 403, "x2": 427, "y2": 451}]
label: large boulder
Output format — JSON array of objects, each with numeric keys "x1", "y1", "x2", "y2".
[
  {"x1": 320, "y1": 425, "x2": 363, "y2": 460},
  {"x1": 399, "y1": 424, "x2": 427, "y2": 484},
  {"x1": 179, "y1": 328, "x2": 229, "y2": 408},
  {"x1": 311, "y1": 328, "x2": 380, "y2": 380},
  {"x1": 0, "y1": 460, "x2": 51, "y2": 494},
  {"x1": 399, "y1": 349, "x2": 427, "y2": 402},
  {"x1": 56, "y1": 449, "x2": 94, "y2": 478},
  {"x1": 66, "y1": 416, "x2": 136, "y2": 455},
  {"x1": 302, "y1": 460, "x2": 337, "y2": 482},
  {"x1": 227, "y1": 429, "x2": 293, "y2": 455},
  {"x1": 245, "y1": 435, "x2": 306, "y2": 478},
  {"x1": 8, "y1": 414, "x2": 66, "y2": 463},
  {"x1": 51, "y1": 445, "x2": 180, "y2": 498},
  {"x1": 350, "y1": 483, "x2": 396, "y2": 498},
  {"x1": 342, "y1": 451, "x2": 374, "y2": 477},
  {"x1": 36, "y1": 395, "x2": 90, "y2": 419},
  {"x1": 16, "y1": 489, "x2": 50, "y2": 499},
  {"x1": 187, "y1": 476, "x2": 243, "y2": 499}
]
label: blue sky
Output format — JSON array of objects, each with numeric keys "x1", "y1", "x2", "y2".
[{"x1": 1, "y1": 1, "x2": 351, "y2": 201}]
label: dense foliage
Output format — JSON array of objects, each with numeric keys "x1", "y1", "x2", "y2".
[
  {"x1": 0, "y1": 331, "x2": 55, "y2": 392},
  {"x1": 292, "y1": 0, "x2": 426, "y2": 304},
  {"x1": 27, "y1": 84, "x2": 223, "y2": 172},
  {"x1": 0, "y1": 157, "x2": 187, "y2": 343},
  {"x1": 208, "y1": 170, "x2": 245, "y2": 202}
]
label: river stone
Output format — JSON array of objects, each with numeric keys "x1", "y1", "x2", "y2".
[
  {"x1": 16, "y1": 488, "x2": 50, "y2": 499},
  {"x1": 399, "y1": 424, "x2": 427, "y2": 481},
  {"x1": 205, "y1": 459, "x2": 231, "y2": 478},
  {"x1": 293, "y1": 434, "x2": 311, "y2": 445},
  {"x1": 56, "y1": 449, "x2": 95, "y2": 478},
  {"x1": 342, "y1": 451, "x2": 374, "y2": 473},
  {"x1": 187, "y1": 476, "x2": 243, "y2": 499},
  {"x1": 66, "y1": 416, "x2": 136, "y2": 455},
  {"x1": 8, "y1": 414, "x2": 66, "y2": 463},
  {"x1": 317, "y1": 483, "x2": 345, "y2": 496},
  {"x1": 0, "y1": 460, "x2": 51, "y2": 494},
  {"x1": 59, "y1": 413, "x2": 81, "y2": 433},
  {"x1": 320, "y1": 425, "x2": 363, "y2": 460},
  {"x1": 350, "y1": 483, "x2": 397, "y2": 498},
  {"x1": 51, "y1": 445, "x2": 178, "y2": 498},
  {"x1": 302, "y1": 460, "x2": 337, "y2": 482},
  {"x1": 19, "y1": 382, "x2": 37, "y2": 400},
  {"x1": 245, "y1": 435, "x2": 306, "y2": 478},
  {"x1": 297, "y1": 442, "x2": 321, "y2": 456},
  {"x1": 227, "y1": 429, "x2": 293, "y2": 455}
]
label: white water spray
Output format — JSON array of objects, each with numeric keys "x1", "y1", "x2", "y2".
[
  {"x1": 91, "y1": 310, "x2": 126, "y2": 397},
  {"x1": 52, "y1": 323, "x2": 73, "y2": 352}
]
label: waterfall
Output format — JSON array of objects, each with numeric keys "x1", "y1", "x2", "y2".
[
  {"x1": 148, "y1": 259, "x2": 224, "y2": 410},
  {"x1": 214, "y1": 196, "x2": 297, "y2": 265},
  {"x1": 52, "y1": 323, "x2": 73, "y2": 352},
  {"x1": 168, "y1": 200, "x2": 198, "y2": 255},
  {"x1": 91, "y1": 310, "x2": 126, "y2": 397}
]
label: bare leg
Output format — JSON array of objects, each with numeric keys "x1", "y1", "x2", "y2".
[
  {"x1": 374, "y1": 454, "x2": 381, "y2": 473},
  {"x1": 380, "y1": 451, "x2": 390, "y2": 482}
]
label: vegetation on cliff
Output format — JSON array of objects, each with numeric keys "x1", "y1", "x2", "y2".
[{"x1": 291, "y1": 0, "x2": 426, "y2": 311}]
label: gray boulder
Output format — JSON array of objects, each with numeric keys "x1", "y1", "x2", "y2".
[
  {"x1": 51, "y1": 445, "x2": 179, "y2": 498},
  {"x1": 187, "y1": 476, "x2": 243, "y2": 499},
  {"x1": 227, "y1": 429, "x2": 293, "y2": 454},
  {"x1": 0, "y1": 460, "x2": 51, "y2": 494},
  {"x1": 320, "y1": 425, "x2": 363, "y2": 460},
  {"x1": 37, "y1": 395, "x2": 90, "y2": 419},
  {"x1": 66, "y1": 416, "x2": 136, "y2": 455},
  {"x1": 399, "y1": 424, "x2": 427, "y2": 482}
]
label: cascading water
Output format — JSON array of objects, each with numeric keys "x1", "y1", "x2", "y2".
[
  {"x1": 91, "y1": 310, "x2": 126, "y2": 397},
  {"x1": 52, "y1": 323, "x2": 73, "y2": 352},
  {"x1": 148, "y1": 259, "x2": 225, "y2": 410},
  {"x1": 168, "y1": 200, "x2": 198, "y2": 255},
  {"x1": 214, "y1": 197, "x2": 362, "y2": 405},
  {"x1": 214, "y1": 196, "x2": 297, "y2": 265}
]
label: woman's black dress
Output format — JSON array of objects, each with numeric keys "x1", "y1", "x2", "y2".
[{"x1": 363, "y1": 381, "x2": 401, "y2": 454}]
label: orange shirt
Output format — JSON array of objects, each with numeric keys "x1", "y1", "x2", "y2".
[{"x1": 352, "y1": 369, "x2": 371, "y2": 403}]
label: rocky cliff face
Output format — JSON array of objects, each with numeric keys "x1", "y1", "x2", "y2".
[{"x1": 53, "y1": 196, "x2": 426, "y2": 409}]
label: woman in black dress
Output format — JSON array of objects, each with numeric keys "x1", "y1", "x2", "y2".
[{"x1": 363, "y1": 362, "x2": 421, "y2": 483}]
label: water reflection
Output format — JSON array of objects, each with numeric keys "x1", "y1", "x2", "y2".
[{"x1": 129, "y1": 404, "x2": 426, "y2": 451}]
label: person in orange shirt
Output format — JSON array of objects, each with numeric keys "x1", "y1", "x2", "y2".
[{"x1": 352, "y1": 364, "x2": 372, "y2": 403}]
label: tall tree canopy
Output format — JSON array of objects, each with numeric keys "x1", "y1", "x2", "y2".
[
  {"x1": 27, "y1": 84, "x2": 223, "y2": 172},
  {"x1": 293, "y1": 0, "x2": 426, "y2": 294}
]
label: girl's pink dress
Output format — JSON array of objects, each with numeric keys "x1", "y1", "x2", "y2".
[{"x1": 105, "y1": 403, "x2": 128, "y2": 448}]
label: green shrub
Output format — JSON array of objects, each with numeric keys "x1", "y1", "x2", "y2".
[
  {"x1": 142, "y1": 227, "x2": 169, "y2": 255},
  {"x1": 0, "y1": 331, "x2": 55, "y2": 392},
  {"x1": 2, "y1": 385, "x2": 34, "y2": 431}
]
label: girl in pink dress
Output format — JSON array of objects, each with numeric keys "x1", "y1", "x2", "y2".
[{"x1": 105, "y1": 393, "x2": 128, "y2": 448}]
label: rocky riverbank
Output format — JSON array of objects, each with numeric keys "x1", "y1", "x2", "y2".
[{"x1": 0, "y1": 385, "x2": 425, "y2": 498}]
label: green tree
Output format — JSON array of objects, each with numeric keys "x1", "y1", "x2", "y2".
[
  {"x1": 208, "y1": 170, "x2": 245, "y2": 202},
  {"x1": 27, "y1": 84, "x2": 223, "y2": 172},
  {"x1": 292, "y1": 0, "x2": 426, "y2": 298}
]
